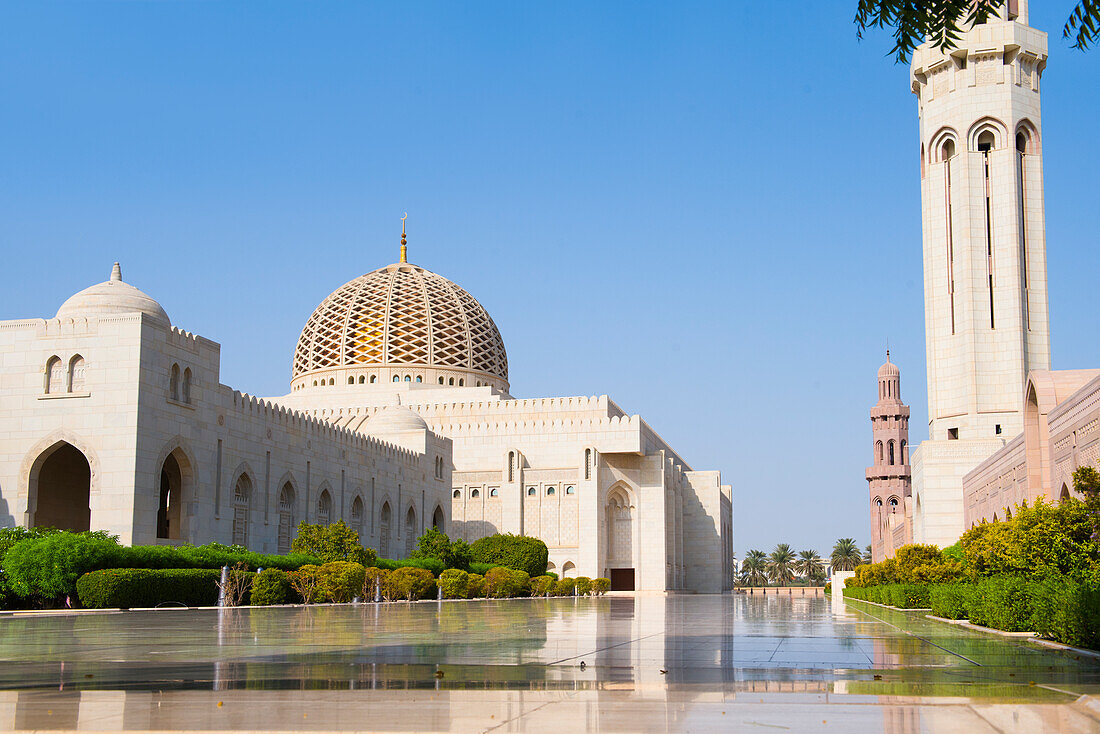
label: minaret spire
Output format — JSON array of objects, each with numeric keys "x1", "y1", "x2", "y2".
[{"x1": 400, "y1": 213, "x2": 408, "y2": 263}]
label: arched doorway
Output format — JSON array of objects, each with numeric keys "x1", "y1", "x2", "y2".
[
  {"x1": 404, "y1": 506, "x2": 417, "y2": 558},
  {"x1": 31, "y1": 442, "x2": 91, "y2": 531},
  {"x1": 432, "y1": 505, "x2": 445, "y2": 533},
  {"x1": 380, "y1": 502, "x2": 392, "y2": 559},
  {"x1": 606, "y1": 486, "x2": 635, "y2": 591},
  {"x1": 157, "y1": 453, "x2": 183, "y2": 540}
]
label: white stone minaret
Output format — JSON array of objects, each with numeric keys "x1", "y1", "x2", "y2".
[{"x1": 910, "y1": 0, "x2": 1052, "y2": 547}]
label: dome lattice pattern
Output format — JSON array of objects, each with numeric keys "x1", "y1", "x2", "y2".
[{"x1": 293, "y1": 263, "x2": 508, "y2": 383}]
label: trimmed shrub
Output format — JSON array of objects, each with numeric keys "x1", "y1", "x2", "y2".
[
  {"x1": 438, "y1": 569, "x2": 470, "y2": 599},
  {"x1": 470, "y1": 534, "x2": 548, "y2": 577},
  {"x1": 385, "y1": 567, "x2": 436, "y2": 601},
  {"x1": 466, "y1": 573, "x2": 486, "y2": 598},
  {"x1": 76, "y1": 569, "x2": 222, "y2": 609},
  {"x1": 374, "y1": 557, "x2": 445, "y2": 576},
  {"x1": 552, "y1": 577, "x2": 577, "y2": 596},
  {"x1": 843, "y1": 583, "x2": 930, "y2": 609},
  {"x1": 251, "y1": 569, "x2": 294, "y2": 606},
  {"x1": 411, "y1": 528, "x2": 472, "y2": 571},
  {"x1": 485, "y1": 567, "x2": 530, "y2": 598},
  {"x1": 362, "y1": 567, "x2": 391, "y2": 600},
  {"x1": 316, "y1": 561, "x2": 366, "y2": 603},
  {"x1": 1029, "y1": 576, "x2": 1100, "y2": 649},
  {"x1": 968, "y1": 576, "x2": 1031, "y2": 631},
  {"x1": 574, "y1": 577, "x2": 592, "y2": 596},
  {"x1": 529, "y1": 575, "x2": 555, "y2": 596},
  {"x1": 468, "y1": 562, "x2": 498, "y2": 576},
  {"x1": 289, "y1": 565, "x2": 324, "y2": 604},
  {"x1": 930, "y1": 583, "x2": 974, "y2": 620},
  {"x1": 592, "y1": 578, "x2": 610, "y2": 595},
  {"x1": 291, "y1": 521, "x2": 375, "y2": 566}
]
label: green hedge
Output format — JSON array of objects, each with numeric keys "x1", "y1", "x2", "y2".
[
  {"x1": 470, "y1": 534, "x2": 548, "y2": 577},
  {"x1": 3, "y1": 533, "x2": 320, "y2": 602},
  {"x1": 384, "y1": 567, "x2": 436, "y2": 601},
  {"x1": 485, "y1": 567, "x2": 530, "y2": 598},
  {"x1": 438, "y1": 569, "x2": 469, "y2": 599},
  {"x1": 373, "y1": 557, "x2": 445, "y2": 575},
  {"x1": 76, "y1": 569, "x2": 223, "y2": 608},
  {"x1": 847, "y1": 576, "x2": 1100, "y2": 650}
]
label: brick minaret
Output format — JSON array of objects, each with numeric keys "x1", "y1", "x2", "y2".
[{"x1": 867, "y1": 352, "x2": 913, "y2": 562}]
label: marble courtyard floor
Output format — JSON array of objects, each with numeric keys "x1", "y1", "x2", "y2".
[{"x1": 0, "y1": 594, "x2": 1098, "y2": 732}]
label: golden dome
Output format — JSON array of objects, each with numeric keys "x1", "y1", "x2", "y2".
[{"x1": 292, "y1": 261, "x2": 508, "y2": 391}]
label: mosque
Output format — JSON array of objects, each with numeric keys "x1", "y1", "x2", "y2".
[
  {"x1": 865, "y1": 0, "x2": 1099, "y2": 561},
  {"x1": 0, "y1": 231, "x2": 733, "y2": 593}
]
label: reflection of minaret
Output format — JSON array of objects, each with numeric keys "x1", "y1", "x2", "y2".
[
  {"x1": 866, "y1": 352, "x2": 912, "y2": 562},
  {"x1": 909, "y1": 0, "x2": 1052, "y2": 546}
]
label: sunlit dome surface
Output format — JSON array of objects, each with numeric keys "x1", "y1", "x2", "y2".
[{"x1": 292, "y1": 260, "x2": 508, "y2": 391}]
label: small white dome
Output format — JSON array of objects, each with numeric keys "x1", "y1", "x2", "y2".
[
  {"x1": 56, "y1": 263, "x2": 170, "y2": 326},
  {"x1": 363, "y1": 404, "x2": 429, "y2": 434}
]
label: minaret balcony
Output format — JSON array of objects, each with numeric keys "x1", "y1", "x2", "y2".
[{"x1": 866, "y1": 465, "x2": 912, "y2": 481}]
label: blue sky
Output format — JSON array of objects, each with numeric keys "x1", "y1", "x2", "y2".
[{"x1": 1, "y1": 1, "x2": 1097, "y2": 558}]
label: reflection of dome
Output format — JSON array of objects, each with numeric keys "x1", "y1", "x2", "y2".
[
  {"x1": 363, "y1": 404, "x2": 429, "y2": 434},
  {"x1": 292, "y1": 259, "x2": 508, "y2": 391},
  {"x1": 56, "y1": 263, "x2": 171, "y2": 326}
]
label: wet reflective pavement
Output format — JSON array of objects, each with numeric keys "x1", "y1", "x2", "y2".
[{"x1": 0, "y1": 593, "x2": 1098, "y2": 732}]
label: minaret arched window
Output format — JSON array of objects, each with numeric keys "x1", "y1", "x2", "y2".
[
  {"x1": 876, "y1": 441, "x2": 884, "y2": 464},
  {"x1": 68, "y1": 355, "x2": 85, "y2": 392},
  {"x1": 888, "y1": 440, "x2": 896, "y2": 466},
  {"x1": 900, "y1": 440, "x2": 908, "y2": 464},
  {"x1": 169, "y1": 364, "x2": 180, "y2": 401},
  {"x1": 182, "y1": 368, "x2": 192, "y2": 404}
]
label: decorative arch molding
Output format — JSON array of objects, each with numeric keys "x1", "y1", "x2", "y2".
[
  {"x1": 604, "y1": 480, "x2": 636, "y2": 507},
  {"x1": 228, "y1": 461, "x2": 257, "y2": 498},
  {"x1": 1014, "y1": 118, "x2": 1040, "y2": 153},
  {"x1": 274, "y1": 470, "x2": 298, "y2": 495},
  {"x1": 967, "y1": 116, "x2": 1008, "y2": 151},
  {"x1": 929, "y1": 126, "x2": 959, "y2": 162},
  {"x1": 21, "y1": 429, "x2": 101, "y2": 522},
  {"x1": 154, "y1": 436, "x2": 198, "y2": 481}
]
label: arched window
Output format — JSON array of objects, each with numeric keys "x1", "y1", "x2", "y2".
[
  {"x1": 508, "y1": 451, "x2": 515, "y2": 483},
  {"x1": 546, "y1": 487, "x2": 555, "y2": 496},
  {"x1": 393, "y1": 375, "x2": 400, "y2": 383},
  {"x1": 448, "y1": 378, "x2": 455, "y2": 386},
  {"x1": 888, "y1": 440, "x2": 896, "y2": 466},
  {"x1": 359, "y1": 375, "x2": 366, "y2": 384},
  {"x1": 404, "y1": 375, "x2": 411, "y2": 382},
  {"x1": 404, "y1": 506, "x2": 417, "y2": 557},
  {"x1": 889, "y1": 497, "x2": 899, "y2": 511},
  {"x1": 471, "y1": 489, "x2": 480, "y2": 498},
  {"x1": 606, "y1": 488, "x2": 633, "y2": 565},
  {"x1": 416, "y1": 376, "x2": 422, "y2": 383},
  {"x1": 1016, "y1": 131, "x2": 1028, "y2": 153},
  {"x1": 900, "y1": 440, "x2": 907, "y2": 463},
  {"x1": 490, "y1": 488, "x2": 498, "y2": 497},
  {"x1": 875, "y1": 498, "x2": 883, "y2": 507},
  {"x1": 68, "y1": 355, "x2": 86, "y2": 392},
  {"x1": 941, "y1": 138, "x2": 956, "y2": 160},
  {"x1": 182, "y1": 368, "x2": 192, "y2": 403},
  {"x1": 562, "y1": 561, "x2": 576, "y2": 575},
  {"x1": 458, "y1": 379, "x2": 464, "y2": 386},
  {"x1": 313, "y1": 380, "x2": 318, "y2": 386},
  {"x1": 527, "y1": 487, "x2": 536, "y2": 496},
  {"x1": 348, "y1": 376, "x2": 355, "y2": 385},
  {"x1": 317, "y1": 490, "x2": 332, "y2": 526},
  {"x1": 169, "y1": 364, "x2": 180, "y2": 401},
  {"x1": 432, "y1": 506, "x2": 445, "y2": 531},
  {"x1": 329, "y1": 378, "x2": 335, "y2": 386},
  {"x1": 232, "y1": 474, "x2": 251, "y2": 547},
  {"x1": 380, "y1": 502, "x2": 392, "y2": 558},
  {"x1": 438, "y1": 377, "x2": 444, "y2": 385},
  {"x1": 876, "y1": 441, "x2": 884, "y2": 464},
  {"x1": 977, "y1": 130, "x2": 995, "y2": 152},
  {"x1": 565, "y1": 485, "x2": 575, "y2": 495},
  {"x1": 585, "y1": 449, "x2": 592, "y2": 480},
  {"x1": 370, "y1": 375, "x2": 377, "y2": 384},
  {"x1": 351, "y1": 496, "x2": 364, "y2": 536},
  {"x1": 453, "y1": 489, "x2": 461, "y2": 499},
  {"x1": 277, "y1": 483, "x2": 295, "y2": 554}
]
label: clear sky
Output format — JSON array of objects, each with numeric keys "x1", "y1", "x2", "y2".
[{"x1": 1, "y1": 1, "x2": 1098, "y2": 559}]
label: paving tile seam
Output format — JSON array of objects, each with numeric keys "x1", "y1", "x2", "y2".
[
  {"x1": 544, "y1": 631, "x2": 665, "y2": 666},
  {"x1": 847, "y1": 602, "x2": 984, "y2": 666}
]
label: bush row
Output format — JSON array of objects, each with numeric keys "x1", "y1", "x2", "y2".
[
  {"x1": 76, "y1": 569, "x2": 226, "y2": 608},
  {"x1": 844, "y1": 576, "x2": 1100, "y2": 649}
]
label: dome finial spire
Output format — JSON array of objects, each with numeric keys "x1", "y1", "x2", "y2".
[
  {"x1": 400, "y1": 213, "x2": 408, "y2": 263},
  {"x1": 111, "y1": 262, "x2": 122, "y2": 282}
]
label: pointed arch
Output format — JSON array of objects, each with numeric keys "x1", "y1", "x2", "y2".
[
  {"x1": 351, "y1": 494, "x2": 365, "y2": 537},
  {"x1": 153, "y1": 437, "x2": 197, "y2": 542},
  {"x1": 277, "y1": 479, "x2": 297, "y2": 554},
  {"x1": 605, "y1": 482, "x2": 636, "y2": 568},
  {"x1": 404, "y1": 504, "x2": 418, "y2": 558},
  {"x1": 229, "y1": 462, "x2": 256, "y2": 548},
  {"x1": 68, "y1": 355, "x2": 86, "y2": 392},
  {"x1": 379, "y1": 500, "x2": 393, "y2": 559},
  {"x1": 170, "y1": 363, "x2": 180, "y2": 401},
  {"x1": 316, "y1": 486, "x2": 333, "y2": 526},
  {"x1": 45, "y1": 356, "x2": 64, "y2": 394},
  {"x1": 21, "y1": 429, "x2": 101, "y2": 530},
  {"x1": 432, "y1": 504, "x2": 445, "y2": 533},
  {"x1": 968, "y1": 116, "x2": 1007, "y2": 152}
]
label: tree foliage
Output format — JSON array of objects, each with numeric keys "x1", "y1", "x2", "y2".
[
  {"x1": 796, "y1": 549, "x2": 825, "y2": 582},
  {"x1": 290, "y1": 520, "x2": 376, "y2": 566},
  {"x1": 831, "y1": 538, "x2": 864, "y2": 571},
  {"x1": 767, "y1": 544, "x2": 797, "y2": 585},
  {"x1": 854, "y1": 1, "x2": 1100, "y2": 62},
  {"x1": 740, "y1": 549, "x2": 768, "y2": 587},
  {"x1": 411, "y1": 527, "x2": 472, "y2": 570}
]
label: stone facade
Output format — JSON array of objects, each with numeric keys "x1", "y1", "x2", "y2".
[
  {"x1": 908, "y1": 0, "x2": 1052, "y2": 548},
  {"x1": 0, "y1": 255, "x2": 733, "y2": 594},
  {"x1": 866, "y1": 354, "x2": 913, "y2": 562},
  {"x1": 962, "y1": 369, "x2": 1100, "y2": 526}
]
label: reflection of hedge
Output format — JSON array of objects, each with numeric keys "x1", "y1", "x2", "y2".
[
  {"x1": 76, "y1": 568, "x2": 223, "y2": 608},
  {"x1": 846, "y1": 576, "x2": 1100, "y2": 649}
]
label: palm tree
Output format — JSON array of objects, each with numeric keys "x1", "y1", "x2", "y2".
[
  {"x1": 740, "y1": 549, "x2": 768, "y2": 587},
  {"x1": 796, "y1": 549, "x2": 824, "y2": 582},
  {"x1": 767, "y1": 544, "x2": 796, "y2": 585},
  {"x1": 863, "y1": 545, "x2": 873, "y2": 564},
  {"x1": 831, "y1": 538, "x2": 863, "y2": 571}
]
